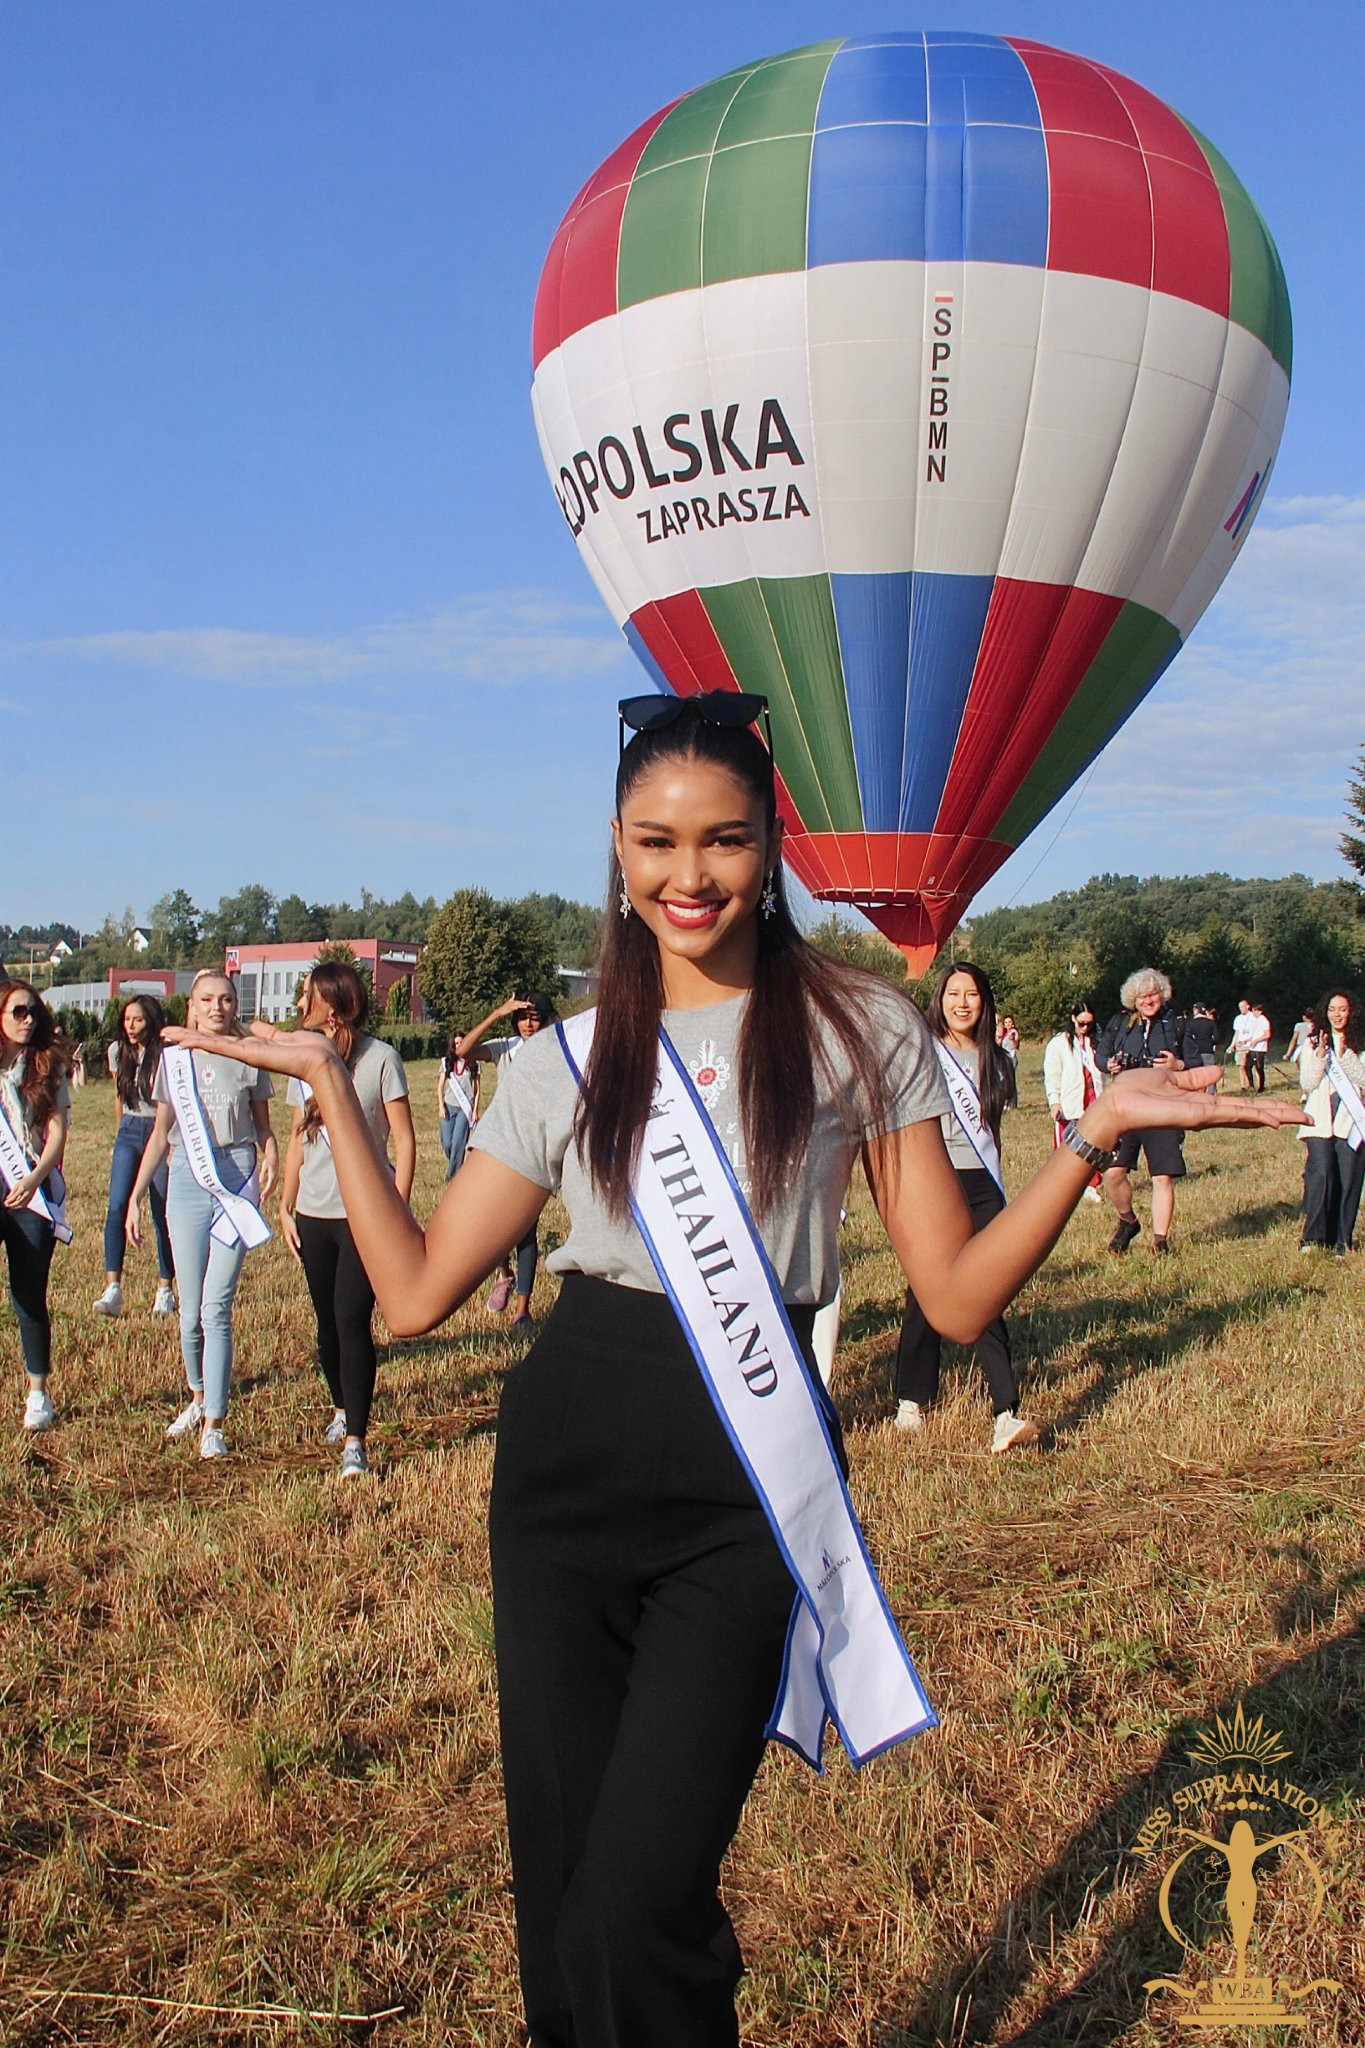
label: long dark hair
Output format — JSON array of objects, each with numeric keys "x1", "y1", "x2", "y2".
[
  {"x1": 0, "y1": 980, "x2": 70, "y2": 1136},
  {"x1": 1316, "y1": 990, "x2": 1365, "y2": 1056},
  {"x1": 1063, "y1": 994, "x2": 1097, "y2": 1050},
  {"x1": 114, "y1": 995, "x2": 166, "y2": 1111},
  {"x1": 925, "y1": 963, "x2": 1011, "y2": 1143},
  {"x1": 575, "y1": 710, "x2": 920, "y2": 1219},
  {"x1": 300, "y1": 963, "x2": 369, "y2": 1139}
]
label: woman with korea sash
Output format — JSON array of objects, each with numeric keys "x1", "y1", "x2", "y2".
[
  {"x1": 0, "y1": 980, "x2": 72, "y2": 1431},
  {"x1": 894, "y1": 964, "x2": 1038, "y2": 1453},
  {"x1": 157, "y1": 694, "x2": 1303, "y2": 2048},
  {"x1": 127, "y1": 970, "x2": 276, "y2": 1459}
]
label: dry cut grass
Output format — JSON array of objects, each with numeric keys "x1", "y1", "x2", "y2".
[{"x1": 0, "y1": 1055, "x2": 1362, "y2": 2044}]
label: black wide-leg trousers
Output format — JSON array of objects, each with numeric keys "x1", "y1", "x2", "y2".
[
  {"x1": 490, "y1": 1273, "x2": 813, "y2": 2048},
  {"x1": 896, "y1": 1167, "x2": 1017, "y2": 1414}
]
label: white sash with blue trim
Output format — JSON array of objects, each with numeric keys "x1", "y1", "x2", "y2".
[
  {"x1": 1327, "y1": 1049, "x2": 1365, "y2": 1152},
  {"x1": 934, "y1": 1042, "x2": 1004, "y2": 1191},
  {"x1": 0, "y1": 1100, "x2": 72, "y2": 1244},
  {"x1": 558, "y1": 1010, "x2": 936, "y2": 1771},
  {"x1": 162, "y1": 1050, "x2": 271, "y2": 1250}
]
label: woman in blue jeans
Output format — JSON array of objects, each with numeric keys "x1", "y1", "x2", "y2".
[
  {"x1": 93, "y1": 996, "x2": 176, "y2": 1319},
  {"x1": 128, "y1": 972, "x2": 276, "y2": 1458}
]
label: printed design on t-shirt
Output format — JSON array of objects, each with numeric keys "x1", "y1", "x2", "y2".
[{"x1": 688, "y1": 1038, "x2": 732, "y2": 1114}]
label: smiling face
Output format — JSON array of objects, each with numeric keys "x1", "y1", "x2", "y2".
[
  {"x1": 1135, "y1": 987, "x2": 1164, "y2": 1020},
  {"x1": 613, "y1": 757, "x2": 779, "y2": 1004},
  {"x1": 0, "y1": 986, "x2": 40, "y2": 1052},
  {"x1": 189, "y1": 975, "x2": 237, "y2": 1032},
  {"x1": 1327, "y1": 994, "x2": 1351, "y2": 1037},
  {"x1": 941, "y1": 971, "x2": 985, "y2": 1040}
]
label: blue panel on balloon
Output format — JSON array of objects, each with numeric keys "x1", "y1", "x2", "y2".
[
  {"x1": 817, "y1": 38, "x2": 929, "y2": 128},
  {"x1": 901, "y1": 573, "x2": 995, "y2": 832},
  {"x1": 808, "y1": 123, "x2": 929, "y2": 268},
  {"x1": 962, "y1": 123, "x2": 1049, "y2": 267},
  {"x1": 927, "y1": 36, "x2": 1042, "y2": 128},
  {"x1": 623, "y1": 620, "x2": 671, "y2": 695},
  {"x1": 829, "y1": 572, "x2": 912, "y2": 832}
]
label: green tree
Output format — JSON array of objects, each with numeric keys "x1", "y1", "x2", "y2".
[
  {"x1": 1341, "y1": 746, "x2": 1365, "y2": 880},
  {"x1": 807, "y1": 912, "x2": 908, "y2": 985},
  {"x1": 1253, "y1": 885, "x2": 1356, "y2": 1023},
  {"x1": 275, "y1": 893, "x2": 328, "y2": 943},
  {"x1": 1167, "y1": 916, "x2": 1253, "y2": 1026},
  {"x1": 384, "y1": 975, "x2": 411, "y2": 1023},
  {"x1": 201, "y1": 884, "x2": 278, "y2": 954},
  {"x1": 1088, "y1": 902, "x2": 1171, "y2": 1019},
  {"x1": 422, "y1": 890, "x2": 561, "y2": 1027}
]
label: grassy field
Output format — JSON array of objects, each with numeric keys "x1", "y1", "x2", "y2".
[{"x1": 1, "y1": 1053, "x2": 1362, "y2": 2045}]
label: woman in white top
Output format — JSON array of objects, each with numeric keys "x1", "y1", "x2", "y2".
[
  {"x1": 1043, "y1": 996, "x2": 1105, "y2": 1204},
  {"x1": 1297, "y1": 990, "x2": 1365, "y2": 1255},
  {"x1": 280, "y1": 963, "x2": 415, "y2": 1477},
  {"x1": 0, "y1": 980, "x2": 71, "y2": 1431},
  {"x1": 158, "y1": 692, "x2": 1302, "y2": 2047},
  {"x1": 128, "y1": 971, "x2": 277, "y2": 1458}
]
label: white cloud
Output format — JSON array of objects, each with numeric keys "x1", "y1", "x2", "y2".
[{"x1": 15, "y1": 592, "x2": 629, "y2": 689}]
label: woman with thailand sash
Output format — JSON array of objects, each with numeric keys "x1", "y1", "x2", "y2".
[
  {"x1": 127, "y1": 970, "x2": 276, "y2": 1459},
  {"x1": 1297, "y1": 990, "x2": 1365, "y2": 1255},
  {"x1": 279, "y1": 962, "x2": 415, "y2": 1478},
  {"x1": 894, "y1": 964, "x2": 1038, "y2": 1453},
  {"x1": 155, "y1": 694, "x2": 1305, "y2": 2048},
  {"x1": 0, "y1": 980, "x2": 71, "y2": 1432}
]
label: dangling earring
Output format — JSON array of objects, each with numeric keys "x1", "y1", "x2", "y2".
[
  {"x1": 760, "y1": 874, "x2": 777, "y2": 920},
  {"x1": 619, "y1": 881, "x2": 631, "y2": 920}
]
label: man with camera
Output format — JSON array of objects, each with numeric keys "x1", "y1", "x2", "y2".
[{"x1": 1096, "y1": 967, "x2": 1187, "y2": 1255}]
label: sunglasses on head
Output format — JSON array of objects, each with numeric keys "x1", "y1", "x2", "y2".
[{"x1": 618, "y1": 691, "x2": 773, "y2": 757}]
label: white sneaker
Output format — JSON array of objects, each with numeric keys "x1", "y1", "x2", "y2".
[
  {"x1": 152, "y1": 1285, "x2": 177, "y2": 1317},
  {"x1": 894, "y1": 1399, "x2": 925, "y2": 1435},
  {"x1": 93, "y1": 1282, "x2": 124, "y2": 1317},
  {"x1": 166, "y1": 1397, "x2": 205, "y2": 1439},
  {"x1": 992, "y1": 1409, "x2": 1041, "y2": 1455},
  {"x1": 199, "y1": 1426, "x2": 229, "y2": 1460},
  {"x1": 23, "y1": 1383, "x2": 55, "y2": 1431},
  {"x1": 338, "y1": 1440, "x2": 369, "y2": 1480},
  {"x1": 1082, "y1": 1185, "x2": 1103, "y2": 1205},
  {"x1": 323, "y1": 1410, "x2": 348, "y2": 1445}
]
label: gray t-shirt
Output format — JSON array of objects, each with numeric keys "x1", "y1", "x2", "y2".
[
  {"x1": 287, "y1": 1036, "x2": 409, "y2": 1220},
  {"x1": 0, "y1": 1059, "x2": 71, "y2": 1158},
  {"x1": 108, "y1": 1039, "x2": 157, "y2": 1116},
  {"x1": 939, "y1": 1043, "x2": 986, "y2": 1171},
  {"x1": 471, "y1": 985, "x2": 948, "y2": 1305},
  {"x1": 154, "y1": 1050, "x2": 273, "y2": 1149}
]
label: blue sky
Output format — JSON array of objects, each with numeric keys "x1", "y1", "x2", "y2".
[{"x1": 4, "y1": 1, "x2": 1362, "y2": 932}]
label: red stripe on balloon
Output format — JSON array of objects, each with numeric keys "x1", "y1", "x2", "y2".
[
  {"x1": 1008, "y1": 41, "x2": 1153, "y2": 292},
  {"x1": 1092, "y1": 64, "x2": 1229, "y2": 315},
  {"x1": 934, "y1": 579, "x2": 1122, "y2": 843},
  {"x1": 532, "y1": 103, "x2": 679, "y2": 370}
]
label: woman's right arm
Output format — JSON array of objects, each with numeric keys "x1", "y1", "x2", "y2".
[
  {"x1": 455, "y1": 995, "x2": 522, "y2": 1062},
  {"x1": 164, "y1": 1025, "x2": 547, "y2": 1333}
]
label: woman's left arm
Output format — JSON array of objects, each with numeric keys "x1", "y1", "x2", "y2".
[
  {"x1": 252, "y1": 1097, "x2": 280, "y2": 1199},
  {"x1": 385, "y1": 1095, "x2": 417, "y2": 1206},
  {"x1": 869, "y1": 1071, "x2": 1305, "y2": 1343}
]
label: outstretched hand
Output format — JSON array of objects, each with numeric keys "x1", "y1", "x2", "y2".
[
  {"x1": 1100, "y1": 1066, "x2": 1307, "y2": 1138},
  {"x1": 162, "y1": 1021, "x2": 341, "y2": 1086}
]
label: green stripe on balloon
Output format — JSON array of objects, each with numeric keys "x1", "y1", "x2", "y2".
[
  {"x1": 697, "y1": 575, "x2": 863, "y2": 833},
  {"x1": 1186, "y1": 124, "x2": 1293, "y2": 379},
  {"x1": 702, "y1": 133, "x2": 818, "y2": 285},
  {"x1": 994, "y1": 601, "x2": 1181, "y2": 847}
]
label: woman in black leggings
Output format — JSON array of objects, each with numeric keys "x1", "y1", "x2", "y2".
[
  {"x1": 0, "y1": 980, "x2": 71, "y2": 1430},
  {"x1": 278, "y1": 963, "x2": 414, "y2": 1477}
]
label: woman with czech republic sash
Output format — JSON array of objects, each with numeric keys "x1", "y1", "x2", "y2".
[
  {"x1": 128, "y1": 970, "x2": 276, "y2": 1459},
  {"x1": 0, "y1": 980, "x2": 71, "y2": 1431},
  {"x1": 893, "y1": 962, "x2": 1038, "y2": 1453},
  {"x1": 156, "y1": 695, "x2": 1302, "y2": 2048}
]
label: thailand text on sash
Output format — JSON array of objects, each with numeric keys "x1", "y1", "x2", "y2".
[
  {"x1": 558, "y1": 1009, "x2": 936, "y2": 1771},
  {"x1": 161, "y1": 1049, "x2": 271, "y2": 1250}
]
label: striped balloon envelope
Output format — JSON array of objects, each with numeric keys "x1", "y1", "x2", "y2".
[{"x1": 532, "y1": 31, "x2": 1290, "y2": 967}]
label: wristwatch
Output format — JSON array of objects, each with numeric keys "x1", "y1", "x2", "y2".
[{"x1": 1060, "y1": 1118, "x2": 1117, "y2": 1172}]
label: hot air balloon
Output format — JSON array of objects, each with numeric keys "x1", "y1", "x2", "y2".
[{"x1": 531, "y1": 31, "x2": 1290, "y2": 969}]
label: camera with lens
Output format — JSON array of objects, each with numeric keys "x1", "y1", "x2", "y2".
[{"x1": 1111, "y1": 1048, "x2": 1154, "y2": 1072}]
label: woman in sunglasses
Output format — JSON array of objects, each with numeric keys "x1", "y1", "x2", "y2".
[
  {"x1": 1043, "y1": 995, "x2": 1105, "y2": 1202},
  {"x1": 0, "y1": 981, "x2": 71, "y2": 1430},
  {"x1": 158, "y1": 693, "x2": 1302, "y2": 2044}
]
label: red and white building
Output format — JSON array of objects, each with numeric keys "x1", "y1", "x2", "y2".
[{"x1": 224, "y1": 940, "x2": 425, "y2": 1023}]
